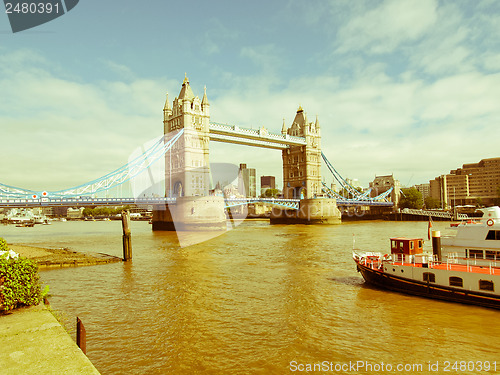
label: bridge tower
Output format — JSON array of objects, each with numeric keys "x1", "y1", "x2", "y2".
[
  {"x1": 282, "y1": 106, "x2": 322, "y2": 199},
  {"x1": 163, "y1": 75, "x2": 211, "y2": 197},
  {"x1": 153, "y1": 76, "x2": 225, "y2": 232}
]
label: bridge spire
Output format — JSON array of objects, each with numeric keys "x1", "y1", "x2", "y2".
[
  {"x1": 281, "y1": 118, "x2": 287, "y2": 135},
  {"x1": 179, "y1": 74, "x2": 195, "y2": 100},
  {"x1": 202, "y1": 85, "x2": 209, "y2": 108},
  {"x1": 163, "y1": 93, "x2": 172, "y2": 112},
  {"x1": 163, "y1": 93, "x2": 172, "y2": 125}
]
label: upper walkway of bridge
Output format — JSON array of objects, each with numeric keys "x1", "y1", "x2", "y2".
[{"x1": 209, "y1": 122, "x2": 306, "y2": 149}]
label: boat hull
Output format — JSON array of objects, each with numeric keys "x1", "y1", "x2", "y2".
[{"x1": 356, "y1": 261, "x2": 500, "y2": 310}]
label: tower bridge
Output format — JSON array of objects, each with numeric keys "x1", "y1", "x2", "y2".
[
  {"x1": 162, "y1": 75, "x2": 323, "y2": 202},
  {"x1": 1, "y1": 75, "x2": 394, "y2": 228}
]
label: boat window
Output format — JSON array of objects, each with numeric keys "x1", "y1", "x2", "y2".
[
  {"x1": 418, "y1": 240, "x2": 422, "y2": 248},
  {"x1": 449, "y1": 277, "x2": 463, "y2": 287},
  {"x1": 391, "y1": 240, "x2": 396, "y2": 248},
  {"x1": 410, "y1": 241, "x2": 414, "y2": 250},
  {"x1": 485, "y1": 250, "x2": 500, "y2": 260},
  {"x1": 485, "y1": 230, "x2": 500, "y2": 240},
  {"x1": 479, "y1": 280, "x2": 494, "y2": 291},
  {"x1": 467, "y1": 249, "x2": 484, "y2": 259},
  {"x1": 423, "y1": 272, "x2": 435, "y2": 283}
]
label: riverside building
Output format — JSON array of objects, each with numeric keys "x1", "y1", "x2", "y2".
[{"x1": 430, "y1": 157, "x2": 500, "y2": 208}]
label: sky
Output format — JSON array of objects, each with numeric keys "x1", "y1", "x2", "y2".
[{"x1": 1, "y1": 0, "x2": 499, "y2": 194}]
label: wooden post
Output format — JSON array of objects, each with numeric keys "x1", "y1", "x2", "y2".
[
  {"x1": 122, "y1": 210, "x2": 132, "y2": 261},
  {"x1": 76, "y1": 317, "x2": 86, "y2": 354}
]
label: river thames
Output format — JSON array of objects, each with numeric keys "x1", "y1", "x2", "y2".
[{"x1": 2, "y1": 220, "x2": 499, "y2": 374}]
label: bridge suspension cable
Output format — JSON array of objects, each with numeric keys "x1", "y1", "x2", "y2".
[
  {"x1": 321, "y1": 152, "x2": 364, "y2": 199},
  {"x1": 0, "y1": 129, "x2": 184, "y2": 199},
  {"x1": 321, "y1": 152, "x2": 394, "y2": 204}
]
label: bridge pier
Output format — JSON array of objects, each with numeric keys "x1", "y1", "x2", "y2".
[
  {"x1": 270, "y1": 198, "x2": 341, "y2": 225},
  {"x1": 152, "y1": 196, "x2": 226, "y2": 231}
]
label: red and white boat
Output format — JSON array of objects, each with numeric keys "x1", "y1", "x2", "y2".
[{"x1": 353, "y1": 208, "x2": 500, "y2": 309}]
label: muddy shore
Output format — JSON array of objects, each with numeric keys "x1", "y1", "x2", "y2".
[{"x1": 8, "y1": 244, "x2": 122, "y2": 269}]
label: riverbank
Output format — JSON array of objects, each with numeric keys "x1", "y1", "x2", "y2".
[
  {"x1": 0, "y1": 304, "x2": 100, "y2": 374},
  {"x1": 8, "y1": 244, "x2": 121, "y2": 269}
]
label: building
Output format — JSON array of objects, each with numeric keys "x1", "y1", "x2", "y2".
[
  {"x1": 430, "y1": 157, "x2": 500, "y2": 208},
  {"x1": 369, "y1": 175, "x2": 401, "y2": 206},
  {"x1": 261, "y1": 175, "x2": 276, "y2": 190},
  {"x1": 238, "y1": 164, "x2": 257, "y2": 198},
  {"x1": 414, "y1": 183, "x2": 431, "y2": 201},
  {"x1": 67, "y1": 207, "x2": 84, "y2": 219},
  {"x1": 260, "y1": 175, "x2": 276, "y2": 196}
]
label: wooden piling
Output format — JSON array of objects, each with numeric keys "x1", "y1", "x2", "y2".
[
  {"x1": 122, "y1": 210, "x2": 132, "y2": 261},
  {"x1": 76, "y1": 317, "x2": 86, "y2": 354}
]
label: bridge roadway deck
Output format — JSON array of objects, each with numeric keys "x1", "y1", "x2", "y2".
[
  {"x1": 0, "y1": 196, "x2": 394, "y2": 208},
  {"x1": 0, "y1": 197, "x2": 176, "y2": 208}
]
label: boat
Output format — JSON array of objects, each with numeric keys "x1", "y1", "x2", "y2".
[
  {"x1": 353, "y1": 227, "x2": 500, "y2": 309},
  {"x1": 439, "y1": 206, "x2": 500, "y2": 264},
  {"x1": 15, "y1": 221, "x2": 35, "y2": 227}
]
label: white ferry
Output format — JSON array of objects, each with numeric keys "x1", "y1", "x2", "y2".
[
  {"x1": 440, "y1": 206, "x2": 500, "y2": 265},
  {"x1": 353, "y1": 207, "x2": 500, "y2": 309}
]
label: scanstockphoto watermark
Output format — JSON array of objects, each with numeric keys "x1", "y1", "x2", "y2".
[
  {"x1": 289, "y1": 360, "x2": 498, "y2": 373},
  {"x1": 3, "y1": 0, "x2": 79, "y2": 33},
  {"x1": 289, "y1": 361, "x2": 424, "y2": 373}
]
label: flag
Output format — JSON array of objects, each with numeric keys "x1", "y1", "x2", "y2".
[{"x1": 427, "y1": 217, "x2": 433, "y2": 240}]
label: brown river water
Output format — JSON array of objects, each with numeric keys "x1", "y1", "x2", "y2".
[{"x1": 2, "y1": 220, "x2": 499, "y2": 374}]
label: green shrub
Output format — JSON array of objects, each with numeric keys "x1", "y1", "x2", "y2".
[
  {"x1": 0, "y1": 237, "x2": 8, "y2": 252},
  {"x1": 0, "y1": 239, "x2": 46, "y2": 311}
]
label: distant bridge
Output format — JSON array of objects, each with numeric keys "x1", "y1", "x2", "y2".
[{"x1": 400, "y1": 208, "x2": 469, "y2": 220}]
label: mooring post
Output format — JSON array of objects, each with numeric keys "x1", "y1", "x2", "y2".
[
  {"x1": 76, "y1": 316, "x2": 86, "y2": 354},
  {"x1": 122, "y1": 210, "x2": 132, "y2": 261}
]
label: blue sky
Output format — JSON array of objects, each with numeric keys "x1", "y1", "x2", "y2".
[{"x1": 1, "y1": 0, "x2": 500, "y2": 193}]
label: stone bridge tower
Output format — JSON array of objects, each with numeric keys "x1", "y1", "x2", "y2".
[
  {"x1": 282, "y1": 106, "x2": 322, "y2": 199},
  {"x1": 163, "y1": 75, "x2": 211, "y2": 197},
  {"x1": 154, "y1": 76, "x2": 225, "y2": 233}
]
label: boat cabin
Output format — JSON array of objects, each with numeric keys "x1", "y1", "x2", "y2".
[{"x1": 390, "y1": 237, "x2": 423, "y2": 255}]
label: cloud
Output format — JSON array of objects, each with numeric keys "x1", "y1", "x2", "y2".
[
  {"x1": 208, "y1": 56, "x2": 500, "y2": 188},
  {"x1": 336, "y1": 0, "x2": 438, "y2": 54},
  {"x1": 200, "y1": 18, "x2": 239, "y2": 55},
  {"x1": 240, "y1": 44, "x2": 285, "y2": 75},
  {"x1": 0, "y1": 50, "x2": 173, "y2": 191}
]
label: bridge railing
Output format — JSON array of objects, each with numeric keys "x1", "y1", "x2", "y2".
[
  {"x1": 209, "y1": 122, "x2": 306, "y2": 146},
  {"x1": 401, "y1": 208, "x2": 469, "y2": 220},
  {"x1": 0, "y1": 197, "x2": 177, "y2": 208},
  {"x1": 224, "y1": 197, "x2": 300, "y2": 209}
]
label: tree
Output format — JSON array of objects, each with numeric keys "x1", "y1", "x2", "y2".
[
  {"x1": 264, "y1": 188, "x2": 279, "y2": 198},
  {"x1": 424, "y1": 196, "x2": 441, "y2": 209},
  {"x1": 475, "y1": 197, "x2": 483, "y2": 207},
  {"x1": 339, "y1": 186, "x2": 363, "y2": 199},
  {"x1": 399, "y1": 187, "x2": 423, "y2": 209}
]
